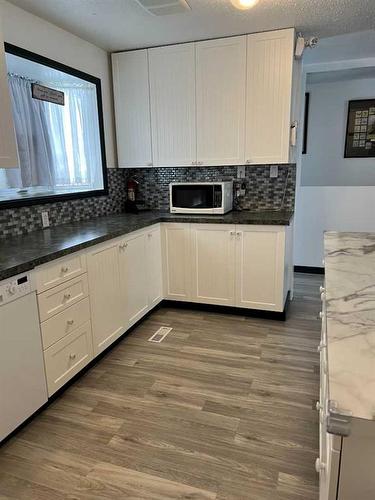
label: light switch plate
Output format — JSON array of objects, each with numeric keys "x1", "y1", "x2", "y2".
[
  {"x1": 270, "y1": 165, "x2": 278, "y2": 178},
  {"x1": 41, "y1": 211, "x2": 50, "y2": 228},
  {"x1": 237, "y1": 166, "x2": 246, "y2": 179}
]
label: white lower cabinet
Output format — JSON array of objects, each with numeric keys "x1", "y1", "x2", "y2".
[
  {"x1": 147, "y1": 225, "x2": 163, "y2": 308},
  {"x1": 119, "y1": 225, "x2": 163, "y2": 328},
  {"x1": 188, "y1": 224, "x2": 289, "y2": 311},
  {"x1": 162, "y1": 223, "x2": 191, "y2": 301},
  {"x1": 235, "y1": 226, "x2": 286, "y2": 311},
  {"x1": 43, "y1": 321, "x2": 93, "y2": 396},
  {"x1": 86, "y1": 241, "x2": 124, "y2": 356},
  {"x1": 190, "y1": 224, "x2": 236, "y2": 305},
  {"x1": 119, "y1": 230, "x2": 149, "y2": 328}
]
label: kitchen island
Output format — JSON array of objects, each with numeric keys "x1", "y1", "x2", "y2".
[{"x1": 318, "y1": 231, "x2": 375, "y2": 500}]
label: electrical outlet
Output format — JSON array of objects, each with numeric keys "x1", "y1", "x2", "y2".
[
  {"x1": 270, "y1": 165, "x2": 278, "y2": 178},
  {"x1": 237, "y1": 165, "x2": 246, "y2": 179},
  {"x1": 41, "y1": 211, "x2": 50, "y2": 228}
]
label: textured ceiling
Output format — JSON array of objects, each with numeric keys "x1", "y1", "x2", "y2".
[{"x1": 6, "y1": 0, "x2": 375, "y2": 52}]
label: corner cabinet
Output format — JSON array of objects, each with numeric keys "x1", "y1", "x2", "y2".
[
  {"x1": 112, "y1": 50, "x2": 153, "y2": 167},
  {"x1": 195, "y1": 36, "x2": 246, "y2": 166},
  {"x1": 245, "y1": 29, "x2": 295, "y2": 164},
  {"x1": 0, "y1": 12, "x2": 18, "y2": 168},
  {"x1": 112, "y1": 28, "x2": 297, "y2": 167}
]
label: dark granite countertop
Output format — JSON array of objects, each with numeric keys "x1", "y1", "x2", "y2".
[{"x1": 0, "y1": 209, "x2": 293, "y2": 281}]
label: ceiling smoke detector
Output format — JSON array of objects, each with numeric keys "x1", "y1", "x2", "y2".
[{"x1": 134, "y1": 0, "x2": 191, "y2": 16}]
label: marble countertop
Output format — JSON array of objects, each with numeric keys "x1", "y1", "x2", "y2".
[
  {"x1": 324, "y1": 231, "x2": 375, "y2": 421},
  {"x1": 0, "y1": 209, "x2": 293, "y2": 282}
]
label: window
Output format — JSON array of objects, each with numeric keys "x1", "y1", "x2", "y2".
[{"x1": 0, "y1": 44, "x2": 107, "y2": 207}]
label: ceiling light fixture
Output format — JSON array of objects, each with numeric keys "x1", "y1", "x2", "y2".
[{"x1": 230, "y1": 0, "x2": 259, "y2": 10}]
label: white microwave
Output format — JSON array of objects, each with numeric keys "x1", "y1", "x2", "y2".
[{"x1": 169, "y1": 181, "x2": 233, "y2": 214}]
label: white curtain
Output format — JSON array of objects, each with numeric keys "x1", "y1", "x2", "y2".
[{"x1": 2, "y1": 75, "x2": 102, "y2": 191}]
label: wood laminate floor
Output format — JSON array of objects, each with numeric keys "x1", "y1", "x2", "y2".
[{"x1": 0, "y1": 273, "x2": 323, "y2": 500}]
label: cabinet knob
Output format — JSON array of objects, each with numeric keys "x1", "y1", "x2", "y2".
[
  {"x1": 119, "y1": 242, "x2": 128, "y2": 250},
  {"x1": 315, "y1": 458, "x2": 325, "y2": 473},
  {"x1": 197, "y1": 161, "x2": 203, "y2": 166},
  {"x1": 245, "y1": 159, "x2": 251, "y2": 164},
  {"x1": 230, "y1": 231, "x2": 235, "y2": 236},
  {"x1": 63, "y1": 293, "x2": 71, "y2": 300},
  {"x1": 61, "y1": 266, "x2": 69, "y2": 274},
  {"x1": 236, "y1": 232, "x2": 241, "y2": 237},
  {"x1": 67, "y1": 319, "x2": 74, "y2": 326},
  {"x1": 319, "y1": 311, "x2": 324, "y2": 319},
  {"x1": 316, "y1": 401, "x2": 322, "y2": 412},
  {"x1": 69, "y1": 353, "x2": 76, "y2": 360},
  {"x1": 319, "y1": 286, "x2": 325, "y2": 293},
  {"x1": 191, "y1": 161, "x2": 196, "y2": 166}
]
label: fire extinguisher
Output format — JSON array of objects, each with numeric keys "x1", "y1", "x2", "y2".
[{"x1": 125, "y1": 176, "x2": 139, "y2": 213}]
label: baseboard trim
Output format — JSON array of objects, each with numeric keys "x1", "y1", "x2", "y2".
[
  {"x1": 294, "y1": 265, "x2": 325, "y2": 275},
  {"x1": 162, "y1": 293, "x2": 290, "y2": 322}
]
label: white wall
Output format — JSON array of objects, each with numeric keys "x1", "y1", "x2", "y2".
[
  {"x1": 294, "y1": 32, "x2": 375, "y2": 268},
  {"x1": 302, "y1": 77, "x2": 375, "y2": 186},
  {"x1": 1, "y1": 0, "x2": 116, "y2": 168}
]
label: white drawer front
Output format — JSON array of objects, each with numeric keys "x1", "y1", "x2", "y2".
[
  {"x1": 35, "y1": 253, "x2": 86, "y2": 293},
  {"x1": 40, "y1": 297, "x2": 91, "y2": 349},
  {"x1": 43, "y1": 321, "x2": 93, "y2": 396},
  {"x1": 38, "y1": 275, "x2": 89, "y2": 322}
]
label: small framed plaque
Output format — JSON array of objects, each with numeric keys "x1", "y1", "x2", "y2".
[
  {"x1": 344, "y1": 99, "x2": 375, "y2": 158},
  {"x1": 31, "y1": 83, "x2": 65, "y2": 106}
]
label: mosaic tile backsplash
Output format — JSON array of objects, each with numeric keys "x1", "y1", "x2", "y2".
[
  {"x1": 0, "y1": 169, "x2": 127, "y2": 238},
  {"x1": 0, "y1": 164, "x2": 296, "y2": 238},
  {"x1": 127, "y1": 164, "x2": 296, "y2": 212}
]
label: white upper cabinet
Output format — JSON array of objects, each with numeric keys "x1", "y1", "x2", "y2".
[
  {"x1": 0, "y1": 13, "x2": 18, "y2": 169},
  {"x1": 196, "y1": 36, "x2": 246, "y2": 166},
  {"x1": 112, "y1": 50, "x2": 152, "y2": 167},
  {"x1": 149, "y1": 43, "x2": 196, "y2": 166},
  {"x1": 245, "y1": 28, "x2": 295, "y2": 165}
]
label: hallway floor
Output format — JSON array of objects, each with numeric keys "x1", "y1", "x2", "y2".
[{"x1": 0, "y1": 274, "x2": 323, "y2": 500}]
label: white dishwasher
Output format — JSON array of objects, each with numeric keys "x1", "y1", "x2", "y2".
[{"x1": 0, "y1": 272, "x2": 48, "y2": 442}]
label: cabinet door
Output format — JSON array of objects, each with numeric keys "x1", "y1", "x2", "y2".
[
  {"x1": 146, "y1": 225, "x2": 163, "y2": 308},
  {"x1": 191, "y1": 224, "x2": 236, "y2": 306},
  {"x1": 112, "y1": 50, "x2": 152, "y2": 167},
  {"x1": 149, "y1": 43, "x2": 196, "y2": 166},
  {"x1": 162, "y1": 223, "x2": 191, "y2": 301},
  {"x1": 87, "y1": 241, "x2": 124, "y2": 355},
  {"x1": 235, "y1": 226, "x2": 285, "y2": 311},
  {"x1": 0, "y1": 17, "x2": 18, "y2": 168},
  {"x1": 196, "y1": 36, "x2": 246, "y2": 166},
  {"x1": 245, "y1": 28, "x2": 294, "y2": 164},
  {"x1": 119, "y1": 231, "x2": 149, "y2": 327}
]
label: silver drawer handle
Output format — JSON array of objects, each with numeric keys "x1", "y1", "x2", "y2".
[
  {"x1": 63, "y1": 293, "x2": 71, "y2": 300},
  {"x1": 230, "y1": 231, "x2": 235, "y2": 236},
  {"x1": 320, "y1": 292, "x2": 325, "y2": 301},
  {"x1": 69, "y1": 353, "x2": 76, "y2": 360},
  {"x1": 319, "y1": 311, "x2": 324, "y2": 319},
  {"x1": 236, "y1": 232, "x2": 241, "y2": 237},
  {"x1": 316, "y1": 401, "x2": 322, "y2": 411},
  {"x1": 315, "y1": 458, "x2": 325, "y2": 473},
  {"x1": 320, "y1": 286, "x2": 325, "y2": 293},
  {"x1": 67, "y1": 319, "x2": 74, "y2": 325},
  {"x1": 61, "y1": 266, "x2": 69, "y2": 273},
  {"x1": 317, "y1": 341, "x2": 326, "y2": 352},
  {"x1": 119, "y1": 242, "x2": 128, "y2": 250}
]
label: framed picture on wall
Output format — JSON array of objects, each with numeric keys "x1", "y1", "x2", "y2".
[{"x1": 345, "y1": 99, "x2": 375, "y2": 158}]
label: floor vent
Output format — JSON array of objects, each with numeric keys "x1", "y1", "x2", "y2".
[
  {"x1": 135, "y1": 0, "x2": 191, "y2": 16},
  {"x1": 148, "y1": 327, "x2": 172, "y2": 343}
]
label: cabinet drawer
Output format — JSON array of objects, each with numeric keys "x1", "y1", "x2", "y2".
[
  {"x1": 43, "y1": 321, "x2": 93, "y2": 396},
  {"x1": 38, "y1": 275, "x2": 89, "y2": 322},
  {"x1": 40, "y1": 297, "x2": 91, "y2": 349},
  {"x1": 35, "y1": 253, "x2": 86, "y2": 293}
]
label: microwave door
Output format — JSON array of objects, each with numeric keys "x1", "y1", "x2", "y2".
[{"x1": 172, "y1": 185, "x2": 214, "y2": 210}]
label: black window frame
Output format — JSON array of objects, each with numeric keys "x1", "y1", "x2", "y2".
[{"x1": 1, "y1": 43, "x2": 108, "y2": 209}]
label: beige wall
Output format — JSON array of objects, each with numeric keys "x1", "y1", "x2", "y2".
[{"x1": 1, "y1": 0, "x2": 117, "y2": 167}]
